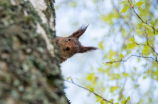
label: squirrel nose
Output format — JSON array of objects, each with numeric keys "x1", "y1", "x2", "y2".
[
  {"x1": 63, "y1": 47, "x2": 70, "y2": 51},
  {"x1": 65, "y1": 47, "x2": 70, "y2": 51}
]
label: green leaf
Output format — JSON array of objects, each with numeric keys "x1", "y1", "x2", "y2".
[
  {"x1": 153, "y1": 19, "x2": 158, "y2": 27},
  {"x1": 121, "y1": 100, "x2": 125, "y2": 104},
  {"x1": 142, "y1": 46, "x2": 150, "y2": 55},
  {"x1": 102, "y1": 88, "x2": 106, "y2": 92},
  {"x1": 150, "y1": 21, "x2": 154, "y2": 26},
  {"x1": 98, "y1": 68, "x2": 104, "y2": 72},
  {"x1": 136, "y1": 1, "x2": 144, "y2": 7},
  {"x1": 123, "y1": 73, "x2": 129, "y2": 77},
  {"x1": 100, "y1": 14, "x2": 112, "y2": 24},
  {"x1": 136, "y1": 23, "x2": 143, "y2": 29},
  {"x1": 86, "y1": 73, "x2": 95, "y2": 80},
  {"x1": 109, "y1": 61, "x2": 113, "y2": 64},
  {"x1": 110, "y1": 99, "x2": 114, "y2": 103},
  {"x1": 101, "y1": 101, "x2": 105, "y2": 104},
  {"x1": 110, "y1": 86, "x2": 118, "y2": 92},
  {"x1": 99, "y1": 41, "x2": 104, "y2": 49},
  {"x1": 143, "y1": 76, "x2": 147, "y2": 79},
  {"x1": 136, "y1": 29, "x2": 142, "y2": 35},
  {"x1": 96, "y1": 96, "x2": 102, "y2": 102},
  {"x1": 120, "y1": 53, "x2": 124, "y2": 58},
  {"x1": 90, "y1": 87, "x2": 94, "y2": 92},
  {"x1": 127, "y1": 96, "x2": 130, "y2": 100},
  {"x1": 109, "y1": 50, "x2": 117, "y2": 59},
  {"x1": 129, "y1": 38, "x2": 135, "y2": 43},
  {"x1": 66, "y1": 77, "x2": 71, "y2": 80},
  {"x1": 121, "y1": 7, "x2": 129, "y2": 13},
  {"x1": 127, "y1": 42, "x2": 136, "y2": 49},
  {"x1": 143, "y1": 23, "x2": 153, "y2": 31}
]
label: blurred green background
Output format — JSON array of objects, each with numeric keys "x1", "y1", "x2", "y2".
[{"x1": 55, "y1": 0, "x2": 158, "y2": 104}]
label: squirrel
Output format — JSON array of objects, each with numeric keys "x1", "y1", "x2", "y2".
[{"x1": 55, "y1": 25, "x2": 97, "y2": 63}]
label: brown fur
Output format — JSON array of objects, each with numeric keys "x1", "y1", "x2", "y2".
[{"x1": 55, "y1": 25, "x2": 97, "y2": 63}]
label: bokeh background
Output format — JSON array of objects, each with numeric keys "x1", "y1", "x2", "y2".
[{"x1": 55, "y1": 0, "x2": 158, "y2": 104}]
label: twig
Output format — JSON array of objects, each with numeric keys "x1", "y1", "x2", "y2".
[
  {"x1": 64, "y1": 80, "x2": 114, "y2": 104},
  {"x1": 117, "y1": 0, "x2": 158, "y2": 63},
  {"x1": 124, "y1": 99, "x2": 130, "y2": 104},
  {"x1": 105, "y1": 54, "x2": 158, "y2": 64},
  {"x1": 134, "y1": 35, "x2": 158, "y2": 60},
  {"x1": 144, "y1": 29, "x2": 158, "y2": 56},
  {"x1": 128, "y1": 0, "x2": 158, "y2": 33},
  {"x1": 134, "y1": 28, "x2": 158, "y2": 61}
]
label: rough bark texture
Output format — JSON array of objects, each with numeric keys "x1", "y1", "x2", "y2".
[{"x1": 0, "y1": 0, "x2": 69, "y2": 104}]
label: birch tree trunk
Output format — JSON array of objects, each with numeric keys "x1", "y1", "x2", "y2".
[{"x1": 0, "y1": 0, "x2": 69, "y2": 104}]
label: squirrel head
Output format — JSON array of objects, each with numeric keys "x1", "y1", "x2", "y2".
[{"x1": 55, "y1": 25, "x2": 97, "y2": 63}]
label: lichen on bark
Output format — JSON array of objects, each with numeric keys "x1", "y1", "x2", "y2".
[{"x1": 0, "y1": 0, "x2": 69, "y2": 104}]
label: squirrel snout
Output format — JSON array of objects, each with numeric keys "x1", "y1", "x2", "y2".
[
  {"x1": 65, "y1": 47, "x2": 70, "y2": 51},
  {"x1": 63, "y1": 47, "x2": 70, "y2": 51}
]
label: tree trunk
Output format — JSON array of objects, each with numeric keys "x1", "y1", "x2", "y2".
[{"x1": 0, "y1": 0, "x2": 69, "y2": 104}]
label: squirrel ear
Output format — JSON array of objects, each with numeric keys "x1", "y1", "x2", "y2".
[
  {"x1": 69, "y1": 24, "x2": 89, "y2": 38},
  {"x1": 78, "y1": 46, "x2": 97, "y2": 53}
]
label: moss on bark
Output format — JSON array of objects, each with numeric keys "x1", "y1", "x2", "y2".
[{"x1": 0, "y1": 0, "x2": 69, "y2": 104}]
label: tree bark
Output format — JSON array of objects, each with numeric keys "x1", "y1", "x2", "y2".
[{"x1": 0, "y1": 0, "x2": 69, "y2": 104}]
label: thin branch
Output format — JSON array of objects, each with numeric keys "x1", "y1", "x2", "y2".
[
  {"x1": 135, "y1": 42, "x2": 147, "y2": 46},
  {"x1": 105, "y1": 34, "x2": 158, "y2": 64},
  {"x1": 134, "y1": 29, "x2": 158, "y2": 61},
  {"x1": 107, "y1": 0, "x2": 158, "y2": 64},
  {"x1": 134, "y1": 36, "x2": 158, "y2": 60},
  {"x1": 105, "y1": 54, "x2": 158, "y2": 64},
  {"x1": 64, "y1": 80, "x2": 114, "y2": 104},
  {"x1": 128, "y1": 1, "x2": 145, "y2": 23},
  {"x1": 128, "y1": 0, "x2": 158, "y2": 33},
  {"x1": 144, "y1": 30, "x2": 158, "y2": 56},
  {"x1": 124, "y1": 99, "x2": 130, "y2": 104}
]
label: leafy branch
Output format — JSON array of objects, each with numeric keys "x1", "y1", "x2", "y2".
[
  {"x1": 135, "y1": 25, "x2": 158, "y2": 60},
  {"x1": 64, "y1": 79, "x2": 114, "y2": 104},
  {"x1": 105, "y1": 54, "x2": 157, "y2": 64},
  {"x1": 128, "y1": 0, "x2": 158, "y2": 33},
  {"x1": 144, "y1": 29, "x2": 158, "y2": 56},
  {"x1": 105, "y1": 32, "x2": 158, "y2": 64},
  {"x1": 105, "y1": 34, "x2": 158, "y2": 64},
  {"x1": 106, "y1": 0, "x2": 158, "y2": 64}
]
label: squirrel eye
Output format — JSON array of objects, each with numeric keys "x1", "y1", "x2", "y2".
[{"x1": 68, "y1": 38, "x2": 71, "y2": 41}]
